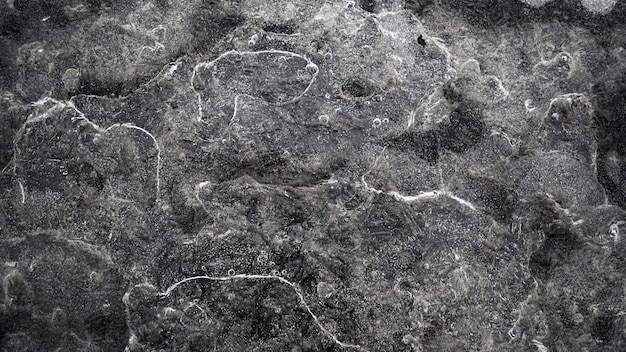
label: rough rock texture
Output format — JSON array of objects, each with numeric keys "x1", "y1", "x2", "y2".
[
  {"x1": 521, "y1": 0, "x2": 618, "y2": 15},
  {"x1": 1, "y1": 1, "x2": 626, "y2": 351}
]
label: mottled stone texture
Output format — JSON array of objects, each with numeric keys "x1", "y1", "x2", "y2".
[{"x1": 1, "y1": 1, "x2": 626, "y2": 351}]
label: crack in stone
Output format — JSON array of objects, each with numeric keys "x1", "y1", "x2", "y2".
[{"x1": 158, "y1": 273, "x2": 368, "y2": 351}]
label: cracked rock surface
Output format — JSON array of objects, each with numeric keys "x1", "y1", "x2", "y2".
[{"x1": 1, "y1": 0, "x2": 626, "y2": 351}]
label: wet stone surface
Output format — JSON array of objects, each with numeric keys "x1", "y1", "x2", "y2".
[{"x1": 1, "y1": 1, "x2": 626, "y2": 351}]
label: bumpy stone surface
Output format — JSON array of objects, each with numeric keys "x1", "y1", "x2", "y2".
[{"x1": 1, "y1": 1, "x2": 626, "y2": 351}]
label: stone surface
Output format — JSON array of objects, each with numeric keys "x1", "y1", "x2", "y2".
[{"x1": 1, "y1": 1, "x2": 626, "y2": 351}]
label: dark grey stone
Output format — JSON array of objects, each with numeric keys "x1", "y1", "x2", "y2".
[{"x1": 1, "y1": 1, "x2": 626, "y2": 351}]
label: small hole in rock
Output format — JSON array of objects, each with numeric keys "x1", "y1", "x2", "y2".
[
  {"x1": 341, "y1": 79, "x2": 375, "y2": 98},
  {"x1": 418, "y1": 35, "x2": 426, "y2": 46}
]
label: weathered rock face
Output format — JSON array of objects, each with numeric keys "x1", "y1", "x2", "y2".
[{"x1": 1, "y1": 1, "x2": 626, "y2": 351}]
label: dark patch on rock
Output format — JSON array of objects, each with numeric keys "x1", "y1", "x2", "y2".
[
  {"x1": 341, "y1": 79, "x2": 377, "y2": 99},
  {"x1": 263, "y1": 21, "x2": 297, "y2": 34},
  {"x1": 189, "y1": 1, "x2": 245, "y2": 55},
  {"x1": 384, "y1": 103, "x2": 485, "y2": 163},
  {"x1": 594, "y1": 74, "x2": 626, "y2": 207},
  {"x1": 433, "y1": 0, "x2": 626, "y2": 32}
]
